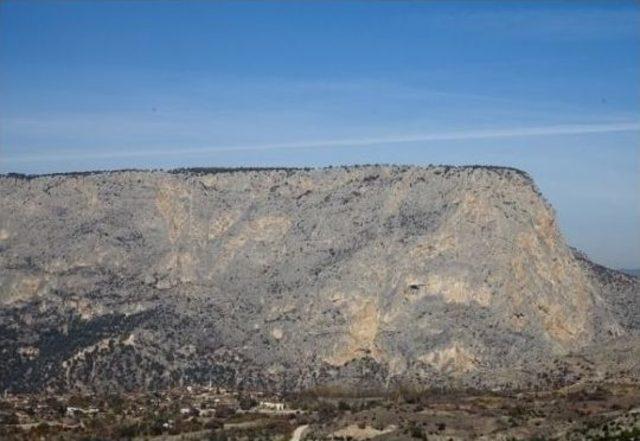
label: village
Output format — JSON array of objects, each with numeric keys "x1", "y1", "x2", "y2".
[
  {"x1": 2, "y1": 382, "x2": 640, "y2": 440},
  {"x1": 0, "y1": 385, "x2": 306, "y2": 440}
]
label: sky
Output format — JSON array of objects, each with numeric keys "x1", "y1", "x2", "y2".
[{"x1": 0, "y1": 1, "x2": 639, "y2": 269}]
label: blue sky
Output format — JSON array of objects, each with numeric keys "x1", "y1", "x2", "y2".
[{"x1": 0, "y1": 1, "x2": 638, "y2": 268}]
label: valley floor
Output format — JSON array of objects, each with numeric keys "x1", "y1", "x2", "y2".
[{"x1": 2, "y1": 382, "x2": 640, "y2": 440}]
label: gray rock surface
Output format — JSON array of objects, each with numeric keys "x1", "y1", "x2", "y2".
[{"x1": 0, "y1": 165, "x2": 638, "y2": 393}]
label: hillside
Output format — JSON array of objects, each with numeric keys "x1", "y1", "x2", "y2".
[{"x1": 0, "y1": 165, "x2": 638, "y2": 394}]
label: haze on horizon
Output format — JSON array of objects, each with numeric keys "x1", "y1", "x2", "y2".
[{"x1": 0, "y1": 0, "x2": 638, "y2": 269}]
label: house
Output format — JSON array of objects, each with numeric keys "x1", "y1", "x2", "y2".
[
  {"x1": 258, "y1": 401, "x2": 285, "y2": 411},
  {"x1": 66, "y1": 407, "x2": 99, "y2": 417}
]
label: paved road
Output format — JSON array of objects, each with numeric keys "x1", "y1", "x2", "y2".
[{"x1": 290, "y1": 424, "x2": 309, "y2": 441}]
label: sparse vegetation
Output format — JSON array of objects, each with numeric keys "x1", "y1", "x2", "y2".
[{"x1": 0, "y1": 378, "x2": 639, "y2": 440}]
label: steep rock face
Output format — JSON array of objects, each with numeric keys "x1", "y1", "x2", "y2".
[{"x1": 0, "y1": 166, "x2": 637, "y2": 393}]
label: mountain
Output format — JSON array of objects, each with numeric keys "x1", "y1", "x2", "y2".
[
  {"x1": 0, "y1": 165, "x2": 638, "y2": 394},
  {"x1": 620, "y1": 269, "x2": 640, "y2": 278}
]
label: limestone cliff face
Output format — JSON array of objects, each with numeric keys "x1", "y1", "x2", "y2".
[{"x1": 0, "y1": 166, "x2": 637, "y2": 393}]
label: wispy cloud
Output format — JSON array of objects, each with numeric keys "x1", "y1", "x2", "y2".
[
  {"x1": 425, "y1": 8, "x2": 640, "y2": 41},
  {"x1": 5, "y1": 121, "x2": 640, "y2": 164}
]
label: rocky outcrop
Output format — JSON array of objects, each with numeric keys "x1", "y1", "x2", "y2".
[{"x1": 0, "y1": 165, "x2": 637, "y2": 393}]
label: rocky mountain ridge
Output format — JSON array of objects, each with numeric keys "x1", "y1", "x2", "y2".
[{"x1": 0, "y1": 165, "x2": 638, "y2": 393}]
